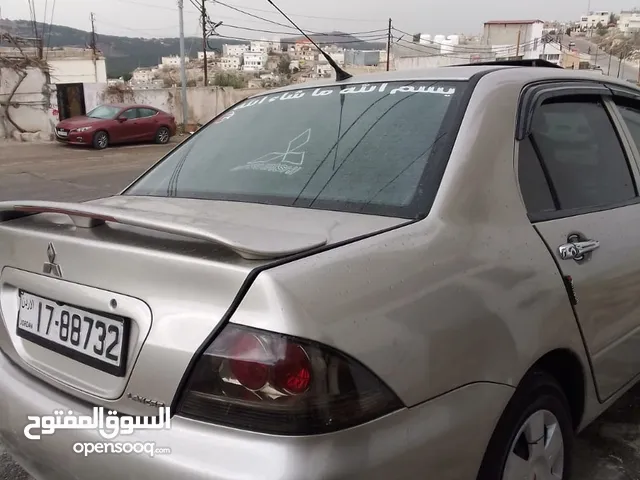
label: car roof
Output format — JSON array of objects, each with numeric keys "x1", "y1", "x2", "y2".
[{"x1": 255, "y1": 65, "x2": 640, "y2": 97}]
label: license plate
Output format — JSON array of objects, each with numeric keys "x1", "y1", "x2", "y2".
[
  {"x1": 57, "y1": 130, "x2": 68, "y2": 137},
  {"x1": 16, "y1": 290, "x2": 129, "y2": 377}
]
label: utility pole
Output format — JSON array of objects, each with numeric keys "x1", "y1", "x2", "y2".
[
  {"x1": 90, "y1": 13, "x2": 97, "y2": 58},
  {"x1": 178, "y1": 0, "x2": 189, "y2": 131},
  {"x1": 90, "y1": 13, "x2": 98, "y2": 80},
  {"x1": 201, "y1": 0, "x2": 208, "y2": 86},
  {"x1": 515, "y1": 28, "x2": 521, "y2": 58},
  {"x1": 386, "y1": 18, "x2": 392, "y2": 71}
]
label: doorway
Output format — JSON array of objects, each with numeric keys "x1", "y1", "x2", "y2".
[{"x1": 56, "y1": 83, "x2": 86, "y2": 120}]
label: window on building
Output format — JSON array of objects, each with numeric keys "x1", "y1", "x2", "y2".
[{"x1": 526, "y1": 97, "x2": 636, "y2": 211}]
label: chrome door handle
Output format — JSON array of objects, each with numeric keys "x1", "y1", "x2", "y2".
[{"x1": 558, "y1": 239, "x2": 600, "y2": 261}]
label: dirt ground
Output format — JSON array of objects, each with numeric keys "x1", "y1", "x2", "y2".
[{"x1": 0, "y1": 139, "x2": 639, "y2": 479}]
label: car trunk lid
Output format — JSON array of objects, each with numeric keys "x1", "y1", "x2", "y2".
[{"x1": 0, "y1": 197, "x2": 404, "y2": 415}]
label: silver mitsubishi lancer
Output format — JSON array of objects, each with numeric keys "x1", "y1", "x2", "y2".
[{"x1": 2, "y1": 61, "x2": 640, "y2": 480}]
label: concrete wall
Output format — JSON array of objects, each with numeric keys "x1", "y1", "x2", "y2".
[
  {"x1": 0, "y1": 67, "x2": 54, "y2": 140},
  {"x1": 102, "y1": 86, "x2": 266, "y2": 125},
  {"x1": 48, "y1": 58, "x2": 108, "y2": 85}
]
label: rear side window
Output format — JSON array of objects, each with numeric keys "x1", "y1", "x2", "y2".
[
  {"x1": 120, "y1": 108, "x2": 138, "y2": 119},
  {"x1": 525, "y1": 97, "x2": 636, "y2": 212},
  {"x1": 138, "y1": 108, "x2": 157, "y2": 118},
  {"x1": 125, "y1": 81, "x2": 467, "y2": 218}
]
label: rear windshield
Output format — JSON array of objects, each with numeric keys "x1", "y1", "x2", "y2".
[{"x1": 125, "y1": 80, "x2": 467, "y2": 218}]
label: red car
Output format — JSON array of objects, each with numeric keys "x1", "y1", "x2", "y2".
[{"x1": 55, "y1": 103, "x2": 177, "y2": 150}]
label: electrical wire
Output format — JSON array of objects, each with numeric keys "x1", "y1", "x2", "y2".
[
  {"x1": 215, "y1": 33, "x2": 388, "y2": 45},
  {"x1": 207, "y1": 1, "x2": 385, "y2": 23},
  {"x1": 220, "y1": 23, "x2": 387, "y2": 38},
  {"x1": 211, "y1": 0, "x2": 296, "y2": 30},
  {"x1": 393, "y1": 35, "x2": 538, "y2": 57},
  {"x1": 44, "y1": 0, "x2": 56, "y2": 59}
]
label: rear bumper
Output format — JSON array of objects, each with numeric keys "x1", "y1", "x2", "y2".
[{"x1": 0, "y1": 351, "x2": 513, "y2": 480}]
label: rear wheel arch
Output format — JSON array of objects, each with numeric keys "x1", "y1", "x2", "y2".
[{"x1": 524, "y1": 348, "x2": 586, "y2": 429}]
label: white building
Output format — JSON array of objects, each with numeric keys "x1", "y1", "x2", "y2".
[
  {"x1": 538, "y1": 42, "x2": 563, "y2": 65},
  {"x1": 619, "y1": 10, "x2": 640, "y2": 33},
  {"x1": 161, "y1": 55, "x2": 181, "y2": 66},
  {"x1": 223, "y1": 44, "x2": 249, "y2": 57},
  {"x1": 131, "y1": 67, "x2": 154, "y2": 84},
  {"x1": 45, "y1": 49, "x2": 108, "y2": 85},
  {"x1": 483, "y1": 20, "x2": 545, "y2": 61},
  {"x1": 578, "y1": 11, "x2": 610, "y2": 31},
  {"x1": 250, "y1": 40, "x2": 271, "y2": 53},
  {"x1": 243, "y1": 51, "x2": 268, "y2": 71},
  {"x1": 316, "y1": 62, "x2": 333, "y2": 76},
  {"x1": 221, "y1": 56, "x2": 242, "y2": 70},
  {"x1": 197, "y1": 51, "x2": 214, "y2": 61}
]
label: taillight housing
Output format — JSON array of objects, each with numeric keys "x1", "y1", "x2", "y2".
[{"x1": 176, "y1": 324, "x2": 403, "y2": 435}]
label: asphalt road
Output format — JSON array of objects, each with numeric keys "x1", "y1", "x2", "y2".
[
  {"x1": 0, "y1": 140, "x2": 640, "y2": 479},
  {"x1": 563, "y1": 35, "x2": 640, "y2": 83}
]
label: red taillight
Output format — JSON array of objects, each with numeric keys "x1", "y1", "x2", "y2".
[
  {"x1": 228, "y1": 333, "x2": 269, "y2": 390},
  {"x1": 177, "y1": 324, "x2": 403, "y2": 435},
  {"x1": 273, "y1": 343, "x2": 311, "y2": 394}
]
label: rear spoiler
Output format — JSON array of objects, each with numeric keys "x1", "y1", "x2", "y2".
[{"x1": 0, "y1": 201, "x2": 327, "y2": 260}]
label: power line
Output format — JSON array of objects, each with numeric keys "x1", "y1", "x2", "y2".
[
  {"x1": 207, "y1": 0, "x2": 385, "y2": 23},
  {"x1": 215, "y1": 33, "x2": 388, "y2": 45},
  {"x1": 219, "y1": 23, "x2": 387, "y2": 37},
  {"x1": 212, "y1": 0, "x2": 297, "y2": 30},
  {"x1": 394, "y1": 35, "x2": 538, "y2": 56}
]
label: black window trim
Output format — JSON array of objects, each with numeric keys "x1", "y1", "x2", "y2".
[
  {"x1": 517, "y1": 84, "x2": 640, "y2": 223},
  {"x1": 607, "y1": 92, "x2": 640, "y2": 182},
  {"x1": 516, "y1": 80, "x2": 612, "y2": 140}
]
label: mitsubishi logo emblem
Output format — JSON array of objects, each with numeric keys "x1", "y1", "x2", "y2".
[{"x1": 43, "y1": 242, "x2": 62, "y2": 277}]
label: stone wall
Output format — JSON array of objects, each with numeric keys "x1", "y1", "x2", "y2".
[
  {"x1": 0, "y1": 67, "x2": 55, "y2": 141},
  {"x1": 101, "y1": 86, "x2": 267, "y2": 125}
]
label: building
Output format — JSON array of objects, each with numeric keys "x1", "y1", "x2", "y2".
[
  {"x1": 197, "y1": 51, "x2": 214, "y2": 61},
  {"x1": 483, "y1": 20, "x2": 545, "y2": 61},
  {"x1": 223, "y1": 44, "x2": 249, "y2": 57},
  {"x1": 131, "y1": 67, "x2": 154, "y2": 84},
  {"x1": 315, "y1": 62, "x2": 333, "y2": 77},
  {"x1": 562, "y1": 50, "x2": 591, "y2": 69},
  {"x1": 221, "y1": 56, "x2": 242, "y2": 70},
  {"x1": 161, "y1": 56, "x2": 181, "y2": 67},
  {"x1": 538, "y1": 41, "x2": 563, "y2": 65},
  {"x1": 345, "y1": 50, "x2": 380, "y2": 66},
  {"x1": 578, "y1": 11, "x2": 611, "y2": 31},
  {"x1": 619, "y1": 10, "x2": 640, "y2": 33},
  {"x1": 250, "y1": 40, "x2": 271, "y2": 53},
  {"x1": 242, "y1": 51, "x2": 268, "y2": 72}
]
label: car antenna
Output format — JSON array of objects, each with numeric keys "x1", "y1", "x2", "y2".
[{"x1": 265, "y1": 0, "x2": 352, "y2": 81}]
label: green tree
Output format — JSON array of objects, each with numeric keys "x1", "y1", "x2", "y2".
[
  {"x1": 277, "y1": 55, "x2": 291, "y2": 75},
  {"x1": 566, "y1": 28, "x2": 571, "y2": 36},
  {"x1": 122, "y1": 72, "x2": 132, "y2": 81},
  {"x1": 609, "y1": 13, "x2": 618, "y2": 25}
]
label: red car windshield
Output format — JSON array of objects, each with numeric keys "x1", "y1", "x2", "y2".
[{"x1": 87, "y1": 105, "x2": 120, "y2": 119}]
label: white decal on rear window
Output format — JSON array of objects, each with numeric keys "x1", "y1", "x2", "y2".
[{"x1": 231, "y1": 129, "x2": 311, "y2": 176}]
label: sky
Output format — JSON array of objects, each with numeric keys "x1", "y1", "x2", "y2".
[{"x1": 0, "y1": 0, "x2": 636, "y2": 41}]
